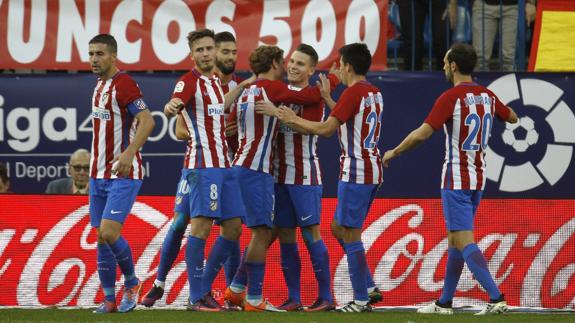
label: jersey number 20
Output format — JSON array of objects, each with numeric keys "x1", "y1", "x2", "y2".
[{"x1": 463, "y1": 112, "x2": 493, "y2": 151}]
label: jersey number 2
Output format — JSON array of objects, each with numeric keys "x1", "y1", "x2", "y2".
[
  {"x1": 364, "y1": 111, "x2": 380, "y2": 149},
  {"x1": 462, "y1": 112, "x2": 493, "y2": 151}
]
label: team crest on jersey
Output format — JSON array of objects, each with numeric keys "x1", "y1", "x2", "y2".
[
  {"x1": 174, "y1": 81, "x2": 185, "y2": 93},
  {"x1": 287, "y1": 85, "x2": 302, "y2": 91},
  {"x1": 209, "y1": 200, "x2": 218, "y2": 211},
  {"x1": 101, "y1": 93, "x2": 110, "y2": 106},
  {"x1": 134, "y1": 98, "x2": 148, "y2": 110}
]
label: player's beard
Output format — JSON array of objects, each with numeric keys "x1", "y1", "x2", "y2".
[
  {"x1": 216, "y1": 60, "x2": 235, "y2": 75},
  {"x1": 445, "y1": 69, "x2": 454, "y2": 84}
]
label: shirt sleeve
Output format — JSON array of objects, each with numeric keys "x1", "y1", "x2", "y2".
[
  {"x1": 329, "y1": 88, "x2": 360, "y2": 124},
  {"x1": 493, "y1": 95, "x2": 511, "y2": 121},
  {"x1": 171, "y1": 75, "x2": 196, "y2": 106},
  {"x1": 424, "y1": 92, "x2": 454, "y2": 131},
  {"x1": 265, "y1": 80, "x2": 322, "y2": 105},
  {"x1": 115, "y1": 76, "x2": 143, "y2": 108},
  {"x1": 301, "y1": 102, "x2": 325, "y2": 122}
]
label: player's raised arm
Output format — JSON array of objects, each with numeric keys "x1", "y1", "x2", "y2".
[
  {"x1": 317, "y1": 73, "x2": 336, "y2": 110},
  {"x1": 224, "y1": 74, "x2": 255, "y2": 112},
  {"x1": 276, "y1": 107, "x2": 340, "y2": 138},
  {"x1": 382, "y1": 123, "x2": 434, "y2": 168}
]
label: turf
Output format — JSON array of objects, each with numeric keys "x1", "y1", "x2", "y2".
[{"x1": 0, "y1": 309, "x2": 573, "y2": 323}]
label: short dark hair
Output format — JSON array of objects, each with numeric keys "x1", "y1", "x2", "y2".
[
  {"x1": 447, "y1": 43, "x2": 477, "y2": 75},
  {"x1": 249, "y1": 45, "x2": 284, "y2": 75},
  {"x1": 0, "y1": 162, "x2": 9, "y2": 185},
  {"x1": 215, "y1": 31, "x2": 236, "y2": 45},
  {"x1": 89, "y1": 34, "x2": 117, "y2": 53},
  {"x1": 294, "y1": 43, "x2": 318, "y2": 66},
  {"x1": 187, "y1": 29, "x2": 215, "y2": 50},
  {"x1": 338, "y1": 43, "x2": 371, "y2": 75}
]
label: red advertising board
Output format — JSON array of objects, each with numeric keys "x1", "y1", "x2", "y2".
[
  {"x1": 0, "y1": 195, "x2": 573, "y2": 309},
  {"x1": 0, "y1": 0, "x2": 387, "y2": 71}
]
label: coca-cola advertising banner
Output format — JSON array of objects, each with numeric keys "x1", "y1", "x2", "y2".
[
  {"x1": 0, "y1": 195, "x2": 573, "y2": 308},
  {"x1": 0, "y1": 0, "x2": 387, "y2": 71}
]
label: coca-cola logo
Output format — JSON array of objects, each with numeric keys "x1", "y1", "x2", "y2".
[{"x1": 0, "y1": 196, "x2": 573, "y2": 308}]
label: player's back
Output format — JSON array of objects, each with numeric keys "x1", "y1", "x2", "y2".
[
  {"x1": 426, "y1": 82, "x2": 510, "y2": 190},
  {"x1": 331, "y1": 81, "x2": 384, "y2": 185},
  {"x1": 175, "y1": 70, "x2": 229, "y2": 169},
  {"x1": 90, "y1": 72, "x2": 145, "y2": 179}
]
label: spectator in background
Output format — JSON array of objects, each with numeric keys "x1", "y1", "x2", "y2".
[
  {"x1": 397, "y1": 0, "x2": 457, "y2": 71},
  {"x1": 45, "y1": 149, "x2": 90, "y2": 194},
  {"x1": 472, "y1": 0, "x2": 537, "y2": 71},
  {"x1": 0, "y1": 162, "x2": 10, "y2": 193}
]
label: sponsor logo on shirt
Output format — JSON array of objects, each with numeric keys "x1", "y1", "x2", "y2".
[
  {"x1": 208, "y1": 104, "x2": 224, "y2": 116},
  {"x1": 92, "y1": 107, "x2": 111, "y2": 120}
]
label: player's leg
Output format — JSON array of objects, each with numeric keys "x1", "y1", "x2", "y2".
[
  {"x1": 100, "y1": 178, "x2": 143, "y2": 313},
  {"x1": 274, "y1": 184, "x2": 302, "y2": 311},
  {"x1": 221, "y1": 224, "x2": 241, "y2": 287},
  {"x1": 334, "y1": 181, "x2": 378, "y2": 313},
  {"x1": 141, "y1": 171, "x2": 190, "y2": 307},
  {"x1": 90, "y1": 179, "x2": 118, "y2": 313}
]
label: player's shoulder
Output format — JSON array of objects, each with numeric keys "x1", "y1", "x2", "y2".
[
  {"x1": 231, "y1": 73, "x2": 244, "y2": 83},
  {"x1": 113, "y1": 72, "x2": 138, "y2": 86}
]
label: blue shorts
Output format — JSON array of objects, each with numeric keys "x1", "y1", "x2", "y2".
[
  {"x1": 233, "y1": 166, "x2": 274, "y2": 228},
  {"x1": 184, "y1": 168, "x2": 245, "y2": 224},
  {"x1": 274, "y1": 184, "x2": 322, "y2": 228},
  {"x1": 441, "y1": 189, "x2": 483, "y2": 231},
  {"x1": 89, "y1": 178, "x2": 142, "y2": 228},
  {"x1": 173, "y1": 170, "x2": 191, "y2": 215},
  {"x1": 334, "y1": 181, "x2": 378, "y2": 229}
]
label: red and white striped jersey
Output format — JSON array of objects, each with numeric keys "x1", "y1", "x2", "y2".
[
  {"x1": 173, "y1": 69, "x2": 229, "y2": 169},
  {"x1": 90, "y1": 72, "x2": 147, "y2": 180},
  {"x1": 220, "y1": 73, "x2": 243, "y2": 159},
  {"x1": 330, "y1": 81, "x2": 384, "y2": 184},
  {"x1": 231, "y1": 78, "x2": 324, "y2": 174},
  {"x1": 273, "y1": 98, "x2": 324, "y2": 185},
  {"x1": 424, "y1": 82, "x2": 511, "y2": 190}
]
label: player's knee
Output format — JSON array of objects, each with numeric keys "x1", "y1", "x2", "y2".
[
  {"x1": 221, "y1": 223, "x2": 242, "y2": 241},
  {"x1": 330, "y1": 220, "x2": 342, "y2": 239},
  {"x1": 98, "y1": 229, "x2": 120, "y2": 244},
  {"x1": 301, "y1": 226, "x2": 320, "y2": 246},
  {"x1": 278, "y1": 228, "x2": 296, "y2": 244}
]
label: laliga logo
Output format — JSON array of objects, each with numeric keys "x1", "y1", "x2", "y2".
[{"x1": 485, "y1": 74, "x2": 575, "y2": 192}]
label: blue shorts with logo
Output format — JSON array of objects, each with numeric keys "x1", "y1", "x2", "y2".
[
  {"x1": 89, "y1": 178, "x2": 143, "y2": 228},
  {"x1": 184, "y1": 168, "x2": 245, "y2": 224},
  {"x1": 334, "y1": 181, "x2": 378, "y2": 229},
  {"x1": 441, "y1": 189, "x2": 483, "y2": 231},
  {"x1": 274, "y1": 184, "x2": 322, "y2": 228},
  {"x1": 173, "y1": 170, "x2": 191, "y2": 215},
  {"x1": 233, "y1": 166, "x2": 274, "y2": 228}
]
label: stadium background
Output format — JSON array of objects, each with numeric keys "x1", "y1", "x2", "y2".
[{"x1": 0, "y1": 0, "x2": 574, "y2": 310}]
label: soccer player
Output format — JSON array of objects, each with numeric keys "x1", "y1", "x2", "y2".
[
  {"x1": 140, "y1": 30, "x2": 250, "y2": 309},
  {"x1": 223, "y1": 45, "x2": 338, "y2": 312},
  {"x1": 255, "y1": 44, "x2": 334, "y2": 312},
  {"x1": 267, "y1": 43, "x2": 383, "y2": 312},
  {"x1": 88, "y1": 34, "x2": 156, "y2": 313},
  {"x1": 382, "y1": 43, "x2": 518, "y2": 315}
]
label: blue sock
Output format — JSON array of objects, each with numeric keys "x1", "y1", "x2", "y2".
[
  {"x1": 109, "y1": 236, "x2": 137, "y2": 288},
  {"x1": 439, "y1": 248, "x2": 464, "y2": 304},
  {"x1": 157, "y1": 227, "x2": 185, "y2": 283},
  {"x1": 224, "y1": 240, "x2": 241, "y2": 287},
  {"x1": 201, "y1": 236, "x2": 235, "y2": 295},
  {"x1": 280, "y1": 243, "x2": 301, "y2": 302},
  {"x1": 462, "y1": 243, "x2": 501, "y2": 300},
  {"x1": 344, "y1": 241, "x2": 368, "y2": 302},
  {"x1": 307, "y1": 239, "x2": 332, "y2": 302},
  {"x1": 230, "y1": 248, "x2": 248, "y2": 290},
  {"x1": 338, "y1": 238, "x2": 374, "y2": 290},
  {"x1": 246, "y1": 262, "x2": 265, "y2": 300},
  {"x1": 185, "y1": 236, "x2": 206, "y2": 303},
  {"x1": 97, "y1": 243, "x2": 117, "y2": 302}
]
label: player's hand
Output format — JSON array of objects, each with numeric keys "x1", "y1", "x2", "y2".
[
  {"x1": 111, "y1": 150, "x2": 135, "y2": 177},
  {"x1": 328, "y1": 62, "x2": 341, "y2": 81},
  {"x1": 317, "y1": 74, "x2": 332, "y2": 101},
  {"x1": 164, "y1": 98, "x2": 184, "y2": 117},
  {"x1": 255, "y1": 100, "x2": 278, "y2": 117},
  {"x1": 382, "y1": 150, "x2": 397, "y2": 168},
  {"x1": 276, "y1": 105, "x2": 297, "y2": 124},
  {"x1": 225, "y1": 120, "x2": 238, "y2": 137}
]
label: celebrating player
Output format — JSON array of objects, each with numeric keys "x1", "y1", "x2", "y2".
[
  {"x1": 223, "y1": 45, "x2": 337, "y2": 312},
  {"x1": 382, "y1": 43, "x2": 518, "y2": 315},
  {"x1": 266, "y1": 43, "x2": 384, "y2": 312},
  {"x1": 88, "y1": 34, "x2": 155, "y2": 313}
]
